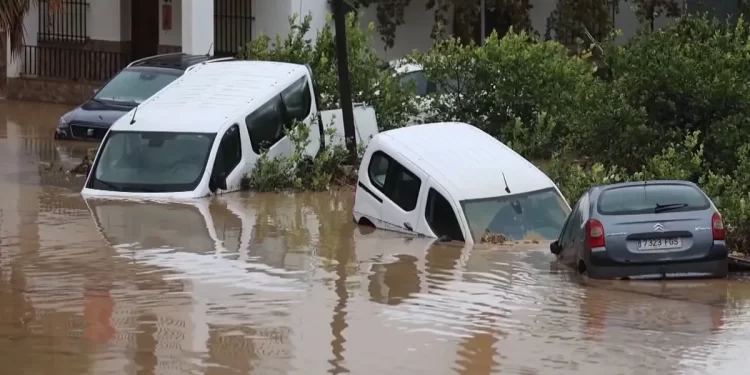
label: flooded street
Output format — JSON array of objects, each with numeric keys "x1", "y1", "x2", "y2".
[{"x1": 2, "y1": 100, "x2": 750, "y2": 374}]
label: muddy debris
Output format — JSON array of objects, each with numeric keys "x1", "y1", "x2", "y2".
[
  {"x1": 481, "y1": 229, "x2": 508, "y2": 244},
  {"x1": 70, "y1": 154, "x2": 92, "y2": 175}
]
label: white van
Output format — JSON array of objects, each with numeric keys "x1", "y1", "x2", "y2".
[
  {"x1": 81, "y1": 59, "x2": 378, "y2": 199},
  {"x1": 352, "y1": 122, "x2": 571, "y2": 244}
]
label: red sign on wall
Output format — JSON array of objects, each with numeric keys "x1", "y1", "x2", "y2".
[{"x1": 162, "y1": 4, "x2": 172, "y2": 31}]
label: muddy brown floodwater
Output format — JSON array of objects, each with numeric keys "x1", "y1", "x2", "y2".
[{"x1": 2, "y1": 100, "x2": 750, "y2": 374}]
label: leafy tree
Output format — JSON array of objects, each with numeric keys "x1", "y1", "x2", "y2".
[
  {"x1": 336, "y1": 0, "x2": 680, "y2": 48},
  {"x1": 0, "y1": 0, "x2": 62, "y2": 57},
  {"x1": 546, "y1": 0, "x2": 681, "y2": 45},
  {"x1": 330, "y1": 0, "x2": 534, "y2": 47}
]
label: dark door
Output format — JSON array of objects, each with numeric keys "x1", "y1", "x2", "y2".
[{"x1": 131, "y1": 0, "x2": 160, "y2": 60}]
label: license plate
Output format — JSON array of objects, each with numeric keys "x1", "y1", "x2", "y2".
[{"x1": 637, "y1": 237, "x2": 681, "y2": 250}]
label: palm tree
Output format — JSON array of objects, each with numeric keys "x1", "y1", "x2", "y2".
[{"x1": 0, "y1": 0, "x2": 61, "y2": 57}]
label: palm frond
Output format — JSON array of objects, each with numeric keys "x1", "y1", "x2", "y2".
[{"x1": 0, "y1": 0, "x2": 63, "y2": 57}]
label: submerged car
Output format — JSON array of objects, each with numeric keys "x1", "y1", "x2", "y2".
[
  {"x1": 550, "y1": 180, "x2": 728, "y2": 280},
  {"x1": 352, "y1": 121, "x2": 571, "y2": 244},
  {"x1": 82, "y1": 60, "x2": 379, "y2": 199},
  {"x1": 55, "y1": 53, "x2": 229, "y2": 141}
]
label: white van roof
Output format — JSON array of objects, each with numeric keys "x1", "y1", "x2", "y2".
[
  {"x1": 109, "y1": 60, "x2": 308, "y2": 133},
  {"x1": 376, "y1": 122, "x2": 555, "y2": 201}
]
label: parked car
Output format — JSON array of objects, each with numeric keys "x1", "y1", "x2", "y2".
[
  {"x1": 352, "y1": 121, "x2": 571, "y2": 244},
  {"x1": 390, "y1": 59, "x2": 459, "y2": 124},
  {"x1": 82, "y1": 60, "x2": 379, "y2": 199},
  {"x1": 549, "y1": 180, "x2": 729, "y2": 280},
  {"x1": 54, "y1": 53, "x2": 231, "y2": 142}
]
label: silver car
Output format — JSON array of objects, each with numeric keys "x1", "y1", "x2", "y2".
[{"x1": 550, "y1": 180, "x2": 728, "y2": 280}]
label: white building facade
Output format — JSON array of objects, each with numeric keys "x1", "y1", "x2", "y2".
[{"x1": 1, "y1": 0, "x2": 734, "y2": 104}]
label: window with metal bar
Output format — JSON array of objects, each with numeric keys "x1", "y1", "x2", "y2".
[
  {"x1": 38, "y1": 0, "x2": 89, "y2": 43},
  {"x1": 214, "y1": 0, "x2": 254, "y2": 57}
]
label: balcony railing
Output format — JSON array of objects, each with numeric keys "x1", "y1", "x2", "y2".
[{"x1": 22, "y1": 45, "x2": 130, "y2": 82}]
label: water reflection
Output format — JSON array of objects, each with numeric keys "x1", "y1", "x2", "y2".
[{"x1": 3, "y1": 99, "x2": 750, "y2": 374}]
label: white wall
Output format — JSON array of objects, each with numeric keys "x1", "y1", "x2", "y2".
[
  {"x1": 291, "y1": 0, "x2": 329, "y2": 42},
  {"x1": 89, "y1": 1, "x2": 122, "y2": 41},
  {"x1": 253, "y1": 0, "x2": 294, "y2": 40},
  {"x1": 357, "y1": 0, "x2": 454, "y2": 61},
  {"x1": 160, "y1": 0, "x2": 183, "y2": 46}
]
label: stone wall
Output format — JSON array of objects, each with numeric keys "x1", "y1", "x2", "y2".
[{"x1": 6, "y1": 77, "x2": 100, "y2": 105}]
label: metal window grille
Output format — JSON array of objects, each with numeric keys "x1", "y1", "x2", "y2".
[
  {"x1": 22, "y1": 45, "x2": 130, "y2": 82},
  {"x1": 38, "y1": 0, "x2": 89, "y2": 43},
  {"x1": 214, "y1": 0, "x2": 254, "y2": 57}
]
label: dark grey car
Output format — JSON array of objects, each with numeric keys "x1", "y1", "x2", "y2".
[
  {"x1": 55, "y1": 53, "x2": 229, "y2": 142},
  {"x1": 550, "y1": 180, "x2": 728, "y2": 280}
]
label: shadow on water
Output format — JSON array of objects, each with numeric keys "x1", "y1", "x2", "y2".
[{"x1": 3, "y1": 100, "x2": 750, "y2": 374}]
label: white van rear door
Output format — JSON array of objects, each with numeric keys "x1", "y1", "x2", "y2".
[{"x1": 320, "y1": 104, "x2": 379, "y2": 149}]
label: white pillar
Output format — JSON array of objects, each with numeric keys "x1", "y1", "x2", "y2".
[
  {"x1": 6, "y1": 35, "x2": 20, "y2": 78},
  {"x1": 182, "y1": 0, "x2": 214, "y2": 55}
]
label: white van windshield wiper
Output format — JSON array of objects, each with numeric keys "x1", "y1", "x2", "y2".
[{"x1": 654, "y1": 203, "x2": 688, "y2": 213}]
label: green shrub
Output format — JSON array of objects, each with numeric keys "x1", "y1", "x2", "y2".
[
  {"x1": 241, "y1": 13, "x2": 419, "y2": 131},
  {"x1": 575, "y1": 15, "x2": 750, "y2": 172},
  {"x1": 410, "y1": 30, "x2": 599, "y2": 159},
  {"x1": 551, "y1": 132, "x2": 750, "y2": 254},
  {"x1": 244, "y1": 122, "x2": 355, "y2": 192}
]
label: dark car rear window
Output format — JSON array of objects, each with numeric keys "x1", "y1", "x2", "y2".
[{"x1": 597, "y1": 184, "x2": 710, "y2": 215}]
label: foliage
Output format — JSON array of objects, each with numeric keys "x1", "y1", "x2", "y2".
[
  {"x1": 570, "y1": 15, "x2": 750, "y2": 173},
  {"x1": 549, "y1": 130, "x2": 750, "y2": 254},
  {"x1": 1, "y1": 0, "x2": 62, "y2": 57},
  {"x1": 328, "y1": 0, "x2": 534, "y2": 47},
  {"x1": 330, "y1": 0, "x2": 680, "y2": 48},
  {"x1": 240, "y1": 13, "x2": 419, "y2": 131},
  {"x1": 410, "y1": 29, "x2": 597, "y2": 159},
  {"x1": 244, "y1": 122, "x2": 356, "y2": 192}
]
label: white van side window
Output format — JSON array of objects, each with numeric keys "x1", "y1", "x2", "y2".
[
  {"x1": 368, "y1": 152, "x2": 390, "y2": 188},
  {"x1": 245, "y1": 96, "x2": 285, "y2": 154},
  {"x1": 425, "y1": 188, "x2": 464, "y2": 241},
  {"x1": 213, "y1": 124, "x2": 242, "y2": 176},
  {"x1": 367, "y1": 151, "x2": 421, "y2": 212},
  {"x1": 280, "y1": 76, "x2": 312, "y2": 129}
]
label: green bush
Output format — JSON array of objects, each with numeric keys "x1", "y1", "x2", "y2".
[
  {"x1": 569, "y1": 15, "x2": 750, "y2": 172},
  {"x1": 241, "y1": 13, "x2": 419, "y2": 131},
  {"x1": 410, "y1": 30, "x2": 599, "y2": 159},
  {"x1": 550, "y1": 131, "x2": 750, "y2": 254},
  {"x1": 244, "y1": 122, "x2": 355, "y2": 192}
]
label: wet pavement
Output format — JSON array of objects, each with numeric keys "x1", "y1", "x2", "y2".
[{"x1": 2, "y1": 100, "x2": 750, "y2": 374}]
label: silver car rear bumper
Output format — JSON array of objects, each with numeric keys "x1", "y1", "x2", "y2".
[{"x1": 586, "y1": 258, "x2": 728, "y2": 280}]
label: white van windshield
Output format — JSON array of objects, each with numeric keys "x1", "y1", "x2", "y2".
[
  {"x1": 90, "y1": 131, "x2": 216, "y2": 192},
  {"x1": 461, "y1": 187, "x2": 570, "y2": 242}
]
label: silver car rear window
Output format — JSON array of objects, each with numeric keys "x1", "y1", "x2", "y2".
[{"x1": 597, "y1": 184, "x2": 710, "y2": 215}]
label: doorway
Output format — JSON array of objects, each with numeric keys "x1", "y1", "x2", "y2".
[{"x1": 131, "y1": 0, "x2": 160, "y2": 60}]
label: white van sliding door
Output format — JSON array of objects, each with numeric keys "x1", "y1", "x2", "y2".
[
  {"x1": 245, "y1": 77, "x2": 318, "y2": 162},
  {"x1": 210, "y1": 124, "x2": 244, "y2": 193},
  {"x1": 245, "y1": 96, "x2": 292, "y2": 161},
  {"x1": 368, "y1": 151, "x2": 425, "y2": 235},
  {"x1": 280, "y1": 76, "x2": 320, "y2": 157}
]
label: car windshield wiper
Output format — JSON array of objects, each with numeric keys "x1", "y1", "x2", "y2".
[
  {"x1": 95, "y1": 179, "x2": 121, "y2": 191},
  {"x1": 654, "y1": 203, "x2": 688, "y2": 213}
]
